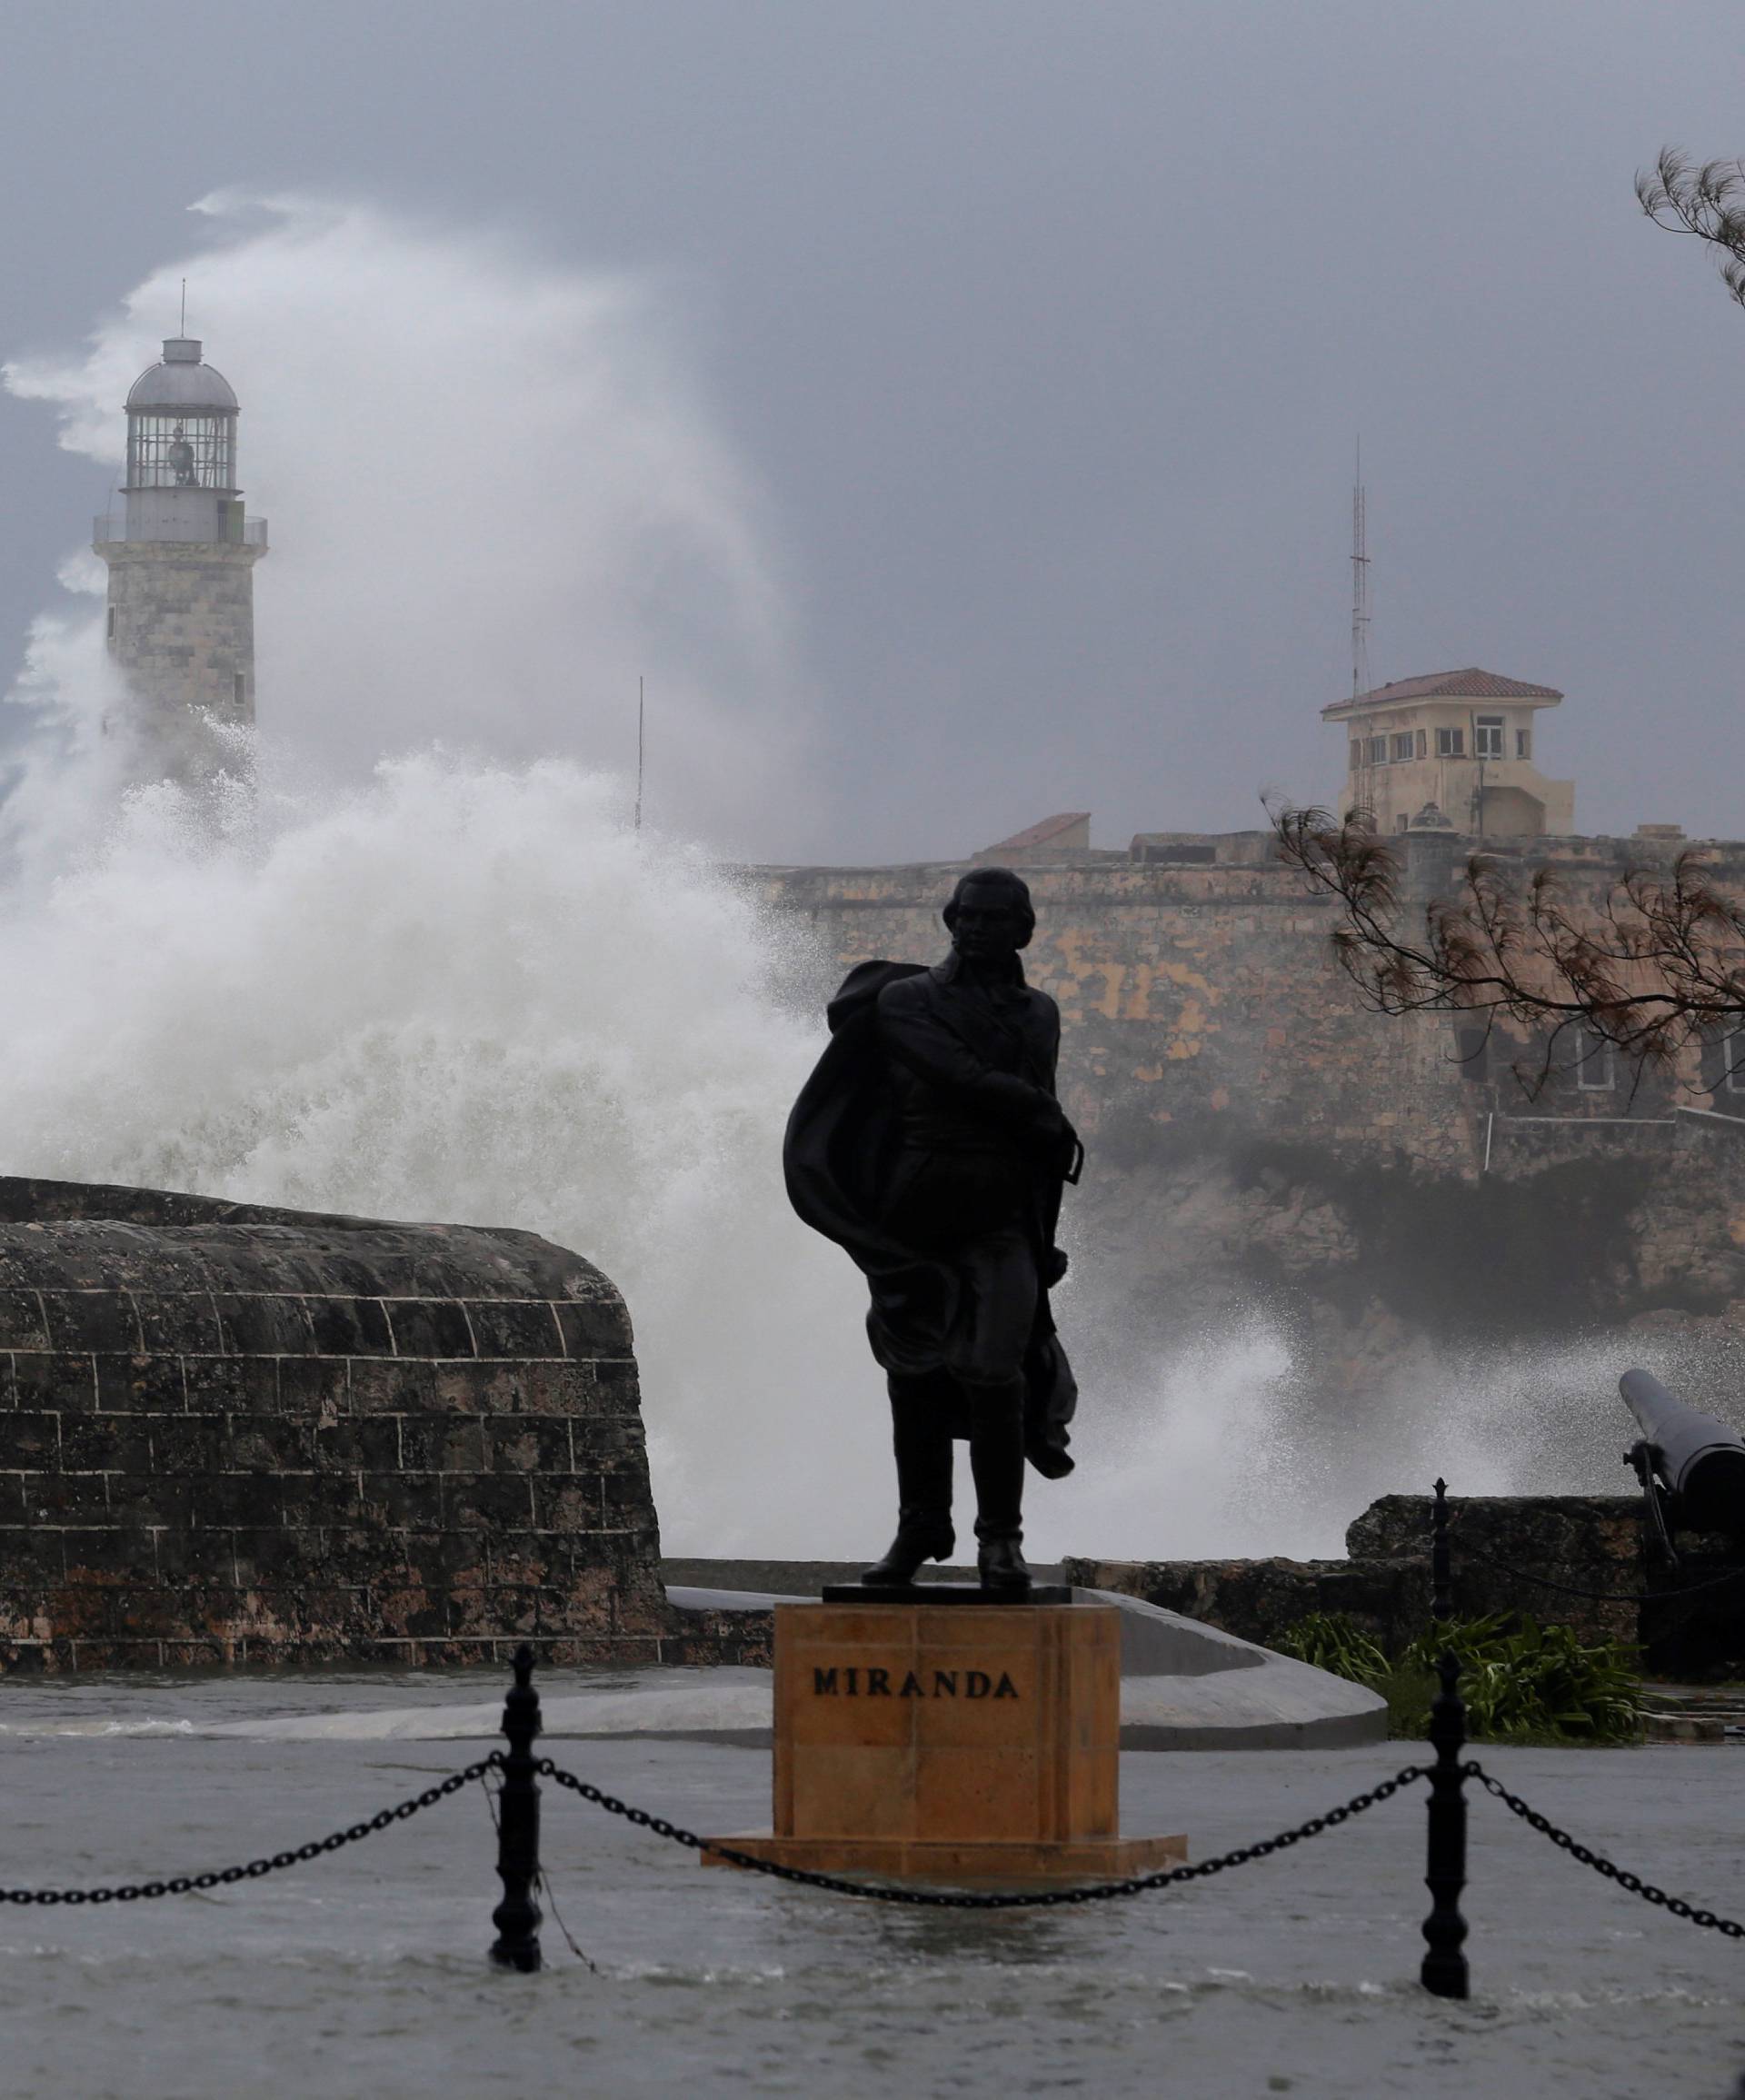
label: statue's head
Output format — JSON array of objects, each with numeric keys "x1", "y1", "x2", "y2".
[{"x1": 942, "y1": 868, "x2": 1035, "y2": 960}]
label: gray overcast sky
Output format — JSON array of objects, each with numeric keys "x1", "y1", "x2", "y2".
[{"x1": 1, "y1": 0, "x2": 1740, "y2": 861}]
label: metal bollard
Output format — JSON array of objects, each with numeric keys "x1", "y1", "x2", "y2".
[
  {"x1": 1419, "y1": 1650, "x2": 1470, "y2": 1999},
  {"x1": 490, "y1": 1642, "x2": 543, "y2": 1973},
  {"x1": 1430, "y1": 1477, "x2": 1452, "y2": 1624}
]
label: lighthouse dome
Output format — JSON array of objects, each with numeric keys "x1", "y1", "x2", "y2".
[{"x1": 125, "y1": 339, "x2": 239, "y2": 413}]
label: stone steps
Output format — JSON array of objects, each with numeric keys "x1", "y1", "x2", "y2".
[{"x1": 1639, "y1": 1685, "x2": 1745, "y2": 1745}]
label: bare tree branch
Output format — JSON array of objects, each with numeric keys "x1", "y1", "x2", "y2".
[
  {"x1": 1268, "y1": 801, "x2": 1745, "y2": 1100},
  {"x1": 1260, "y1": 146, "x2": 1745, "y2": 1098}
]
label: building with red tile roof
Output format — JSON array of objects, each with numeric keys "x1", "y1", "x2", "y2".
[
  {"x1": 972, "y1": 811, "x2": 1092, "y2": 864},
  {"x1": 1321, "y1": 667, "x2": 1573, "y2": 837}
]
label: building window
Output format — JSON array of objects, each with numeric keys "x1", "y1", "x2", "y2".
[
  {"x1": 233, "y1": 672, "x2": 246, "y2": 711},
  {"x1": 1517, "y1": 728, "x2": 1531, "y2": 760},
  {"x1": 1474, "y1": 716, "x2": 1505, "y2": 759},
  {"x1": 1350, "y1": 741, "x2": 1362, "y2": 773},
  {"x1": 105, "y1": 606, "x2": 116, "y2": 642},
  {"x1": 1436, "y1": 727, "x2": 1464, "y2": 757},
  {"x1": 1395, "y1": 812, "x2": 1410, "y2": 832},
  {"x1": 1725, "y1": 1032, "x2": 1745, "y2": 1096},
  {"x1": 1391, "y1": 732, "x2": 1414, "y2": 761},
  {"x1": 1416, "y1": 729, "x2": 1428, "y2": 759},
  {"x1": 1366, "y1": 735, "x2": 1388, "y2": 764},
  {"x1": 1575, "y1": 1026, "x2": 1614, "y2": 1090}
]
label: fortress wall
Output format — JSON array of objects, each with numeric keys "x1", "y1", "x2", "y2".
[
  {"x1": 753, "y1": 846, "x2": 1482, "y2": 1171},
  {"x1": 0, "y1": 1179, "x2": 668, "y2": 1670},
  {"x1": 755, "y1": 831, "x2": 1745, "y2": 1164},
  {"x1": 754, "y1": 841, "x2": 1745, "y2": 1405},
  {"x1": 1073, "y1": 1492, "x2": 1745, "y2": 1675}
]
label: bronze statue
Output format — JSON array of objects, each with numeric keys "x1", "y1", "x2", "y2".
[
  {"x1": 784, "y1": 868, "x2": 1081, "y2": 1597},
  {"x1": 167, "y1": 423, "x2": 197, "y2": 486}
]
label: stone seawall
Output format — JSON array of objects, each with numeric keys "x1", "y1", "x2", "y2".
[
  {"x1": 1070, "y1": 1493, "x2": 1745, "y2": 1676},
  {"x1": 0, "y1": 1177, "x2": 674, "y2": 1670}
]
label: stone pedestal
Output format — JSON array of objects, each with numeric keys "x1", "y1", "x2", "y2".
[{"x1": 703, "y1": 1599, "x2": 1186, "y2": 1885}]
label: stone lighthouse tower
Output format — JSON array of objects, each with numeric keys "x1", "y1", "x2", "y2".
[{"x1": 94, "y1": 336, "x2": 266, "y2": 780}]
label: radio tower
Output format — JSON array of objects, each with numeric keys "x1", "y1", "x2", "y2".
[{"x1": 1351, "y1": 441, "x2": 1371, "y2": 702}]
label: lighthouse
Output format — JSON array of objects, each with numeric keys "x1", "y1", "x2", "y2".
[{"x1": 94, "y1": 336, "x2": 266, "y2": 780}]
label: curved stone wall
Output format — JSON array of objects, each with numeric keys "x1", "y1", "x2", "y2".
[{"x1": 0, "y1": 1177, "x2": 667, "y2": 1669}]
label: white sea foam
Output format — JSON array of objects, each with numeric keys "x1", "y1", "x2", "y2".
[
  {"x1": 3, "y1": 192, "x2": 807, "y2": 862},
  {"x1": 0, "y1": 723, "x2": 1706, "y2": 1561},
  {"x1": 0, "y1": 200, "x2": 1720, "y2": 1566},
  {"x1": 0, "y1": 749, "x2": 898, "y2": 1555},
  {"x1": 0, "y1": 199, "x2": 882, "y2": 1555}
]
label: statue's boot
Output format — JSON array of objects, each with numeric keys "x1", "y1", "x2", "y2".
[
  {"x1": 862, "y1": 1381, "x2": 954, "y2": 1584},
  {"x1": 968, "y1": 1378, "x2": 1032, "y2": 1598}
]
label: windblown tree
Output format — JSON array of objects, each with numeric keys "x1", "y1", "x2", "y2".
[
  {"x1": 1270, "y1": 804, "x2": 1745, "y2": 1095},
  {"x1": 1270, "y1": 149, "x2": 1745, "y2": 1098},
  {"x1": 1635, "y1": 147, "x2": 1745, "y2": 307}
]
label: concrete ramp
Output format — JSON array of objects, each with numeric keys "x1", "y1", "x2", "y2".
[
  {"x1": 1082, "y1": 1590, "x2": 1388, "y2": 1748},
  {"x1": 661, "y1": 1581, "x2": 1388, "y2": 1750}
]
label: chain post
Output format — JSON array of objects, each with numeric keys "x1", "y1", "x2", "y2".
[
  {"x1": 490, "y1": 1643, "x2": 543, "y2": 1973},
  {"x1": 1430, "y1": 1476, "x2": 1451, "y2": 1625},
  {"x1": 1420, "y1": 1650, "x2": 1470, "y2": 1999}
]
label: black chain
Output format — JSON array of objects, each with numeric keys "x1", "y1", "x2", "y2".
[
  {"x1": 15, "y1": 1741, "x2": 1738, "y2": 1946},
  {"x1": 1466, "y1": 1760, "x2": 1745, "y2": 1939},
  {"x1": 0, "y1": 1756, "x2": 502, "y2": 1906},
  {"x1": 535, "y1": 1756, "x2": 1428, "y2": 1908},
  {"x1": 1451, "y1": 1534, "x2": 1745, "y2": 1607}
]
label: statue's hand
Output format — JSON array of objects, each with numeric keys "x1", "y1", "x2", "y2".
[
  {"x1": 1045, "y1": 1112, "x2": 1083, "y2": 1184},
  {"x1": 1027, "y1": 1101, "x2": 1083, "y2": 1184},
  {"x1": 1042, "y1": 1247, "x2": 1070, "y2": 1289}
]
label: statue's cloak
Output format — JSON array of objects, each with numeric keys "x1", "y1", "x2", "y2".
[{"x1": 783, "y1": 959, "x2": 1077, "y2": 1476}]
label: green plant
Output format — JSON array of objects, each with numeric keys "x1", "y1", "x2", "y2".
[
  {"x1": 1401, "y1": 1617, "x2": 1641, "y2": 1745},
  {"x1": 1272, "y1": 1611, "x2": 1391, "y2": 1689},
  {"x1": 1273, "y1": 1609, "x2": 1642, "y2": 1744}
]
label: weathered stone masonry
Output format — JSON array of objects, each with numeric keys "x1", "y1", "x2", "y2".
[
  {"x1": 101, "y1": 542, "x2": 262, "y2": 776},
  {"x1": 1071, "y1": 1491, "x2": 1745, "y2": 1676},
  {"x1": 753, "y1": 837, "x2": 1745, "y2": 1394},
  {"x1": 0, "y1": 1176, "x2": 674, "y2": 1670}
]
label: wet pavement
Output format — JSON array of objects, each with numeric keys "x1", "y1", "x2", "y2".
[{"x1": 0, "y1": 1670, "x2": 1740, "y2": 2098}]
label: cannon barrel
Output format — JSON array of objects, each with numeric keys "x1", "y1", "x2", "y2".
[{"x1": 1620, "y1": 1369, "x2": 1745, "y2": 1534}]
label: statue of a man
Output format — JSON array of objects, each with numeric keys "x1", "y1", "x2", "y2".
[
  {"x1": 166, "y1": 423, "x2": 196, "y2": 486},
  {"x1": 784, "y1": 868, "x2": 1082, "y2": 1597}
]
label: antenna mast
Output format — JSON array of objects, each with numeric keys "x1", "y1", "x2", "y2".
[
  {"x1": 634, "y1": 676, "x2": 644, "y2": 834},
  {"x1": 180, "y1": 279, "x2": 187, "y2": 333},
  {"x1": 1351, "y1": 441, "x2": 1371, "y2": 702}
]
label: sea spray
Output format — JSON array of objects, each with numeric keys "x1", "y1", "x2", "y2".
[
  {"x1": 3, "y1": 192, "x2": 807, "y2": 859},
  {"x1": 0, "y1": 746, "x2": 1717, "y2": 1557},
  {"x1": 0, "y1": 751, "x2": 890, "y2": 1553},
  {"x1": 2, "y1": 199, "x2": 1713, "y2": 1565},
  {"x1": 0, "y1": 197, "x2": 876, "y2": 1552}
]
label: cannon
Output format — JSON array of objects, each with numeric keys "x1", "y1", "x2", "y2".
[{"x1": 1620, "y1": 1368, "x2": 1745, "y2": 1556}]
